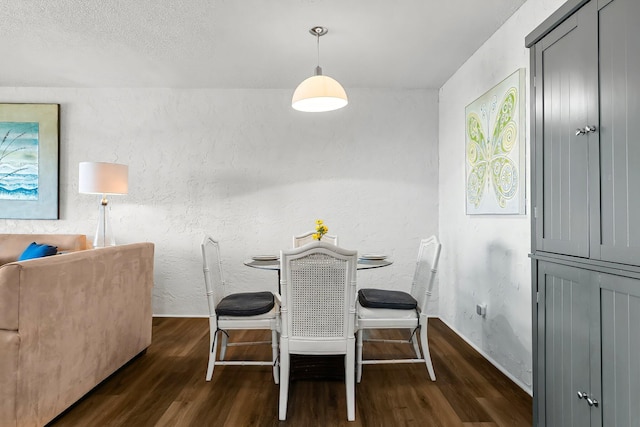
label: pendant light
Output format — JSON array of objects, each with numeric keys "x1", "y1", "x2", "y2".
[{"x1": 292, "y1": 26, "x2": 348, "y2": 112}]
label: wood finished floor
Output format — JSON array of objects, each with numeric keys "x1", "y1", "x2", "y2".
[{"x1": 49, "y1": 317, "x2": 532, "y2": 427}]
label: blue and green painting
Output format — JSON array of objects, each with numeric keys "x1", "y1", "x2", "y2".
[{"x1": 0, "y1": 122, "x2": 39, "y2": 200}]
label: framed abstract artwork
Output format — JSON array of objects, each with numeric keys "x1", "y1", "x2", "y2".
[
  {"x1": 0, "y1": 103, "x2": 60, "y2": 219},
  {"x1": 465, "y1": 69, "x2": 525, "y2": 215}
]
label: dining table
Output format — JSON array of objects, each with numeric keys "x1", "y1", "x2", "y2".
[
  {"x1": 243, "y1": 252, "x2": 393, "y2": 381},
  {"x1": 244, "y1": 254, "x2": 393, "y2": 271}
]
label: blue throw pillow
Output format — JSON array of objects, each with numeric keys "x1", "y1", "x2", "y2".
[{"x1": 18, "y1": 242, "x2": 58, "y2": 261}]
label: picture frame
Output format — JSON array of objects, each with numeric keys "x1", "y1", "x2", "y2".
[
  {"x1": 465, "y1": 69, "x2": 526, "y2": 215},
  {"x1": 0, "y1": 103, "x2": 60, "y2": 219}
]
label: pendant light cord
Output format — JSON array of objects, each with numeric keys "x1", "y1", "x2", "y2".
[
  {"x1": 316, "y1": 32, "x2": 320, "y2": 68},
  {"x1": 315, "y1": 30, "x2": 322, "y2": 76}
]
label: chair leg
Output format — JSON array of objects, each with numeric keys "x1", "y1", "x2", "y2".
[
  {"x1": 356, "y1": 329, "x2": 364, "y2": 383},
  {"x1": 278, "y1": 351, "x2": 290, "y2": 421},
  {"x1": 411, "y1": 329, "x2": 422, "y2": 359},
  {"x1": 345, "y1": 344, "x2": 356, "y2": 421},
  {"x1": 271, "y1": 329, "x2": 279, "y2": 384},
  {"x1": 219, "y1": 331, "x2": 228, "y2": 361},
  {"x1": 206, "y1": 329, "x2": 219, "y2": 381},
  {"x1": 420, "y1": 321, "x2": 436, "y2": 381}
]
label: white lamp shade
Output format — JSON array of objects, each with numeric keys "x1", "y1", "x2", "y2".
[
  {"x1": 79, "y1": 162, "x2": 128, "y2": 195},
  {"x1": 292, "y1": 75, "x2": 348, "y2": 112}
]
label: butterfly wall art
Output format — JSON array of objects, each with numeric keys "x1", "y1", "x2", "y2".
[{"x1": 465, "y1": 69, "x2": 525, "y2": 215}]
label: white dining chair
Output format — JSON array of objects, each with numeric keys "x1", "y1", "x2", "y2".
[
  {"x1": 356, "y1": 236, "x2": 442, "y2": 382},
  {"x1": 200, "y1": 235, "x2": 280, "y2": 383},
  {"x1": 292, "y1": 230, "x2": 339, "y2": 247},
  {"x1": 278, "y1": 241, "x2": 358, "y2": 421}
]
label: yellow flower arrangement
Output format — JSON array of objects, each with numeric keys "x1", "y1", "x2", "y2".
[{"x1": 313, "y1": 219, "x2": 328, "y2": 241}]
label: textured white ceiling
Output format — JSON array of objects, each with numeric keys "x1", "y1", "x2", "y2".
[{"x1": 2, "y1": 0, "x2": 527, "y2": 89}]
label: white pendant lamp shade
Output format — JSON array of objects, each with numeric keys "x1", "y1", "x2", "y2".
[
  {"x1": 292, "y1": 26, "x2": 348, "y2": 113},
  {"x1": 79, "y1": 162, "x2": 128, "y2": 195},
  {"x1": 292, "y1": 74, "x2": 348, "y2": 112}
]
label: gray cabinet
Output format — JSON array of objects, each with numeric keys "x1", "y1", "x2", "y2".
[
  {"x1": 597, "y1": 0, "x2": 640, "y2": 265},
  {"x1": 527, "y1": 0, "x2": 640, "y2": 425},
  {"x1": 532, "y1": 0, "x2": 596, "y2": 259},
  {"x1": 600, "y1": 274, "x2": 640, "y2": 426},
  {"x1": 532, "y1": 0, "x2": 640, "y2": 263},
  {"x1": 537, "y1": 263, "x2": 640, "y2": 427},
  {"x1": 537, "y1": 262, "x2": 601, "y2": 427}
]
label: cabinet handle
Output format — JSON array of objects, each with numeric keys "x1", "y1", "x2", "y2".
[
  {"x1": 586, "y1": 397, "x2": 599, "y2": 407},
  {"x1": 575, "y1": 125, "x2": 597, "y2": 136},
  {"x1": 577, "y1": 391, "x2": 587, "y2": 399}
]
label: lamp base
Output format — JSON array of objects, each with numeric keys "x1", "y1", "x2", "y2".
[{"x1": 93, "y1": 197, "x2": 116, "y2": 247}]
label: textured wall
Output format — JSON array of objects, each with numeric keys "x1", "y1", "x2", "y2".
[
  {"x1": 438, "y1": 0, "x2": 566, "y2": 393},
  {"x1": 0, "y1": 88, "x2": 439, "y2": 316}
]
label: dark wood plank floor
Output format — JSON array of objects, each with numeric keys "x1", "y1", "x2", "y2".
[{"x1": 49, "y1": 317, "x2": 532, "y2": 426}]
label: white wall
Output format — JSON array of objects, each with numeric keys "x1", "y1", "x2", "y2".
[
  {"x1": 438, "y1": 0, "x2": 566, "y2": 393},
  {"x1": 0, "y1": 87, "x2": 439, "y2": 316}
]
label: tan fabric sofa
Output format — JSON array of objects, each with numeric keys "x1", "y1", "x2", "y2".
[{"x1": 0, "y1": 234, "x2": 154, "y2": 427}]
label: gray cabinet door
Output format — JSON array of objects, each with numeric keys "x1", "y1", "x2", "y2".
[
  {"x1": 537, "y1": 261, "x2": 600, "y2": 426},
  {"x1": 597, "y1": 0, "x2": 640, "y2": 265},
  {"x1": 600, "y1": 273, "x2": 640, "y2": 427},
  {"x1": 533, "y1": 1, "x2": 597, "y2": 258}
]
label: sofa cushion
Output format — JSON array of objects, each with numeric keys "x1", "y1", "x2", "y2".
[{"x1": 18, "y1": 242, "x2": 58, "y2": 261}]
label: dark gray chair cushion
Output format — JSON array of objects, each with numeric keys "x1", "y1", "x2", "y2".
[
  {"x1": 216, "y1": 291, "x2": 275, "y2": 316},
  {"x1": 358, "y1": 288, "x2": 418, "y2": 310}
]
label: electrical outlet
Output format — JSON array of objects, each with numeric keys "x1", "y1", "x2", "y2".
[{"x1": 476, "y1": 304, "x2": 487, "y2": 317}]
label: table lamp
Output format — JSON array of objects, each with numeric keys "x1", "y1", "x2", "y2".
[{"x1": 79, "y1": 162, "x2": 128, "y2": 247}]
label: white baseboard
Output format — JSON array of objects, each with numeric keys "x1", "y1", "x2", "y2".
[
  {"x1": 436, "y1": 317, "x2": 533, "y2": 396},
  {"x1": 152, "y1": 314, "x2": 208, "y2": 318}
]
